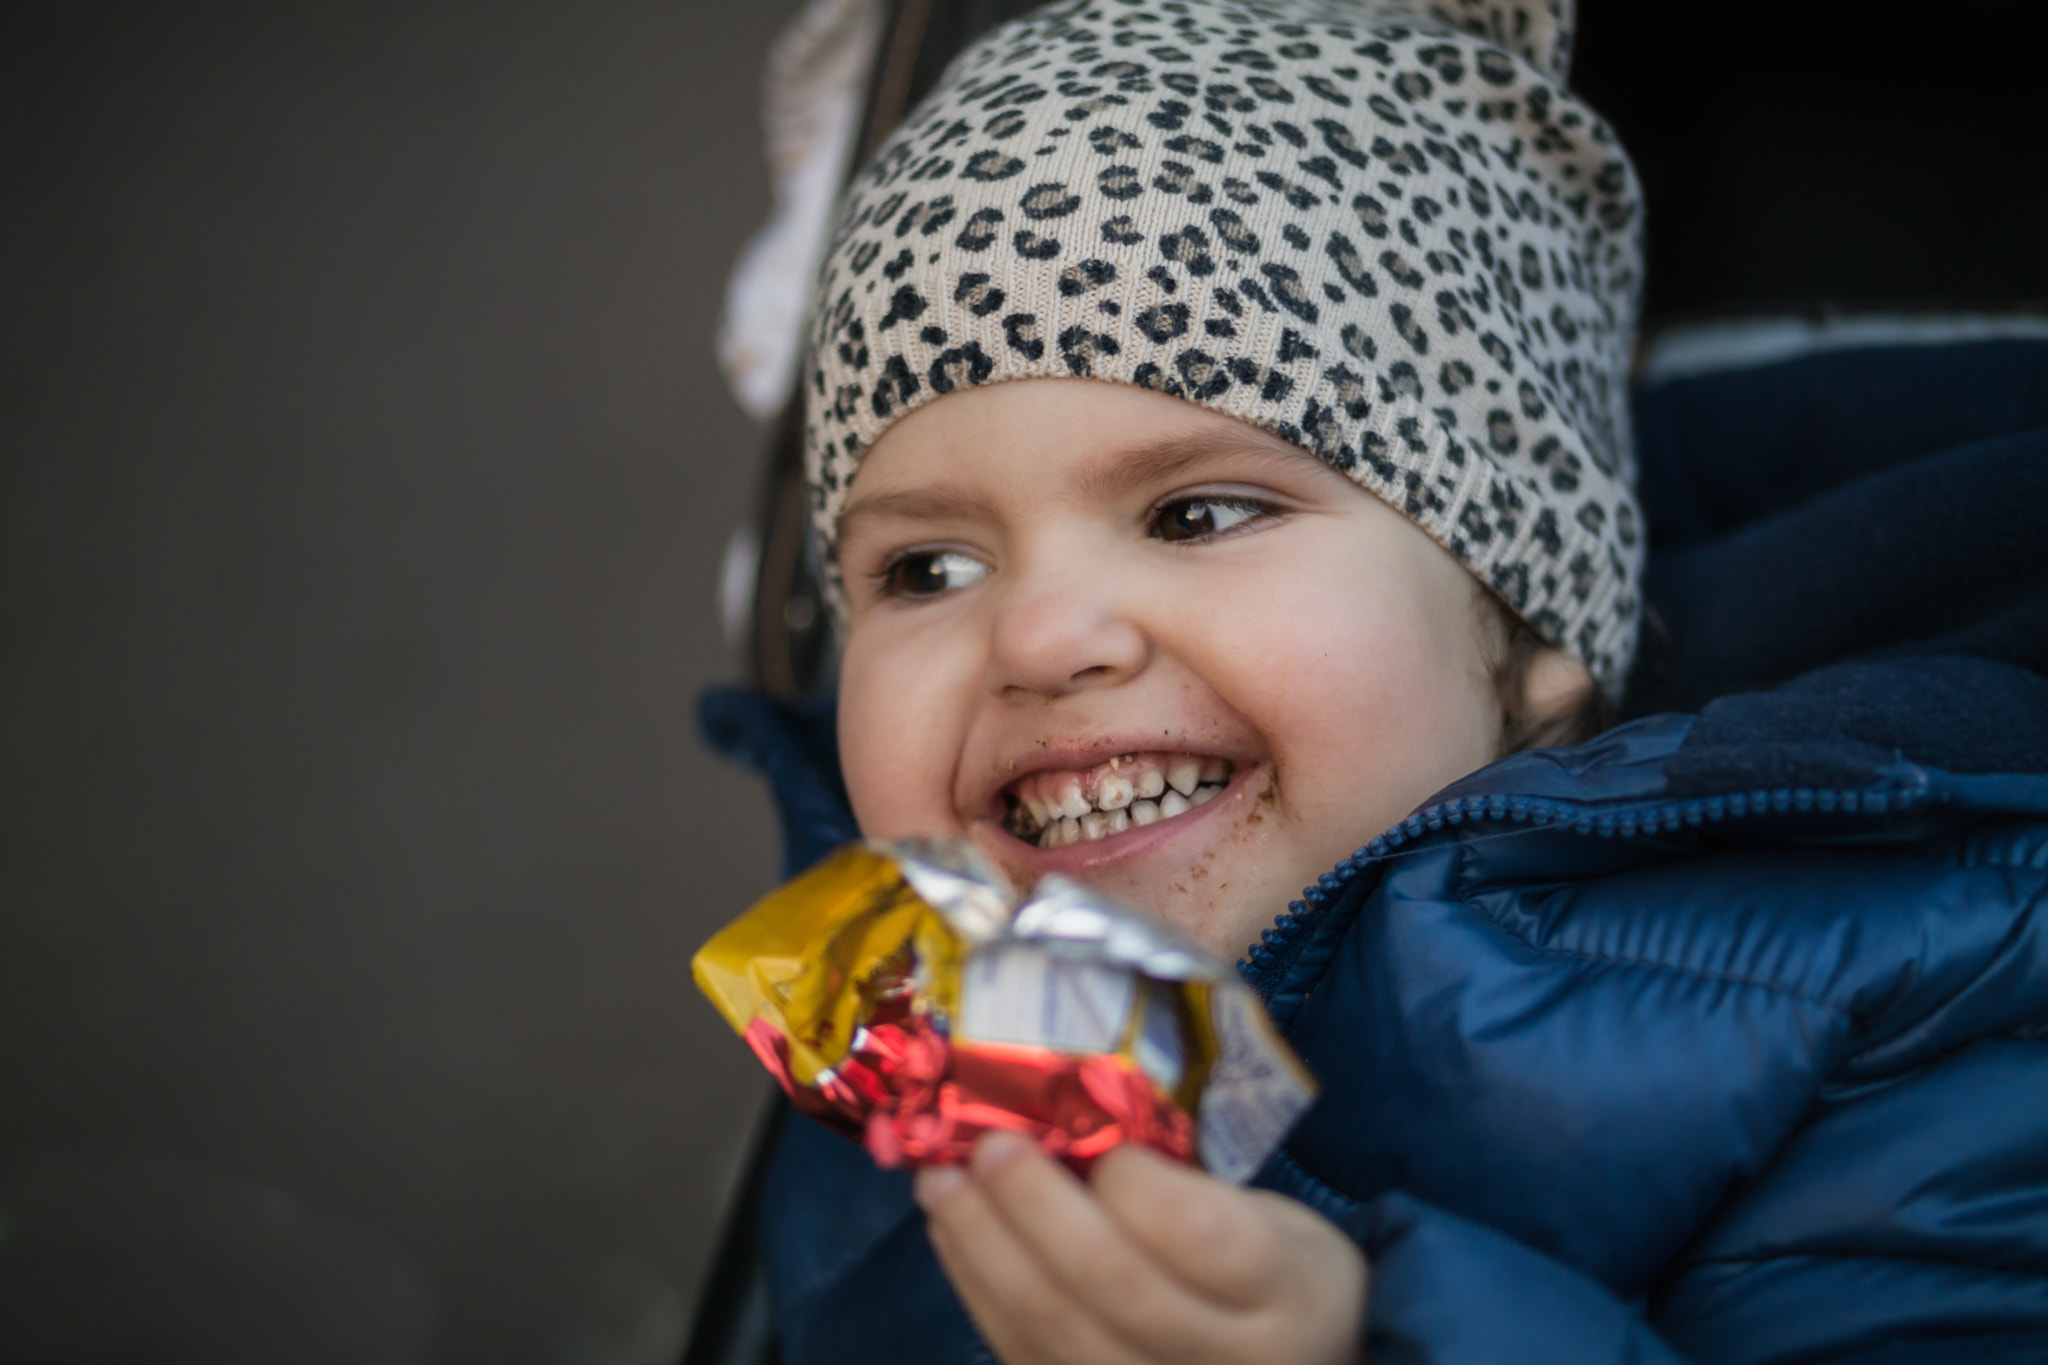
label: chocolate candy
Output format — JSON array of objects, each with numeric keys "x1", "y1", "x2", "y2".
[{"x1": 694, "y1": 839, "x2": 1314, "y2": 1179}]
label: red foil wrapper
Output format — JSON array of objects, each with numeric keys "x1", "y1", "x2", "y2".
[{"x1": 747, "y1": 1012, "x2": 1195, "y2": 1173}]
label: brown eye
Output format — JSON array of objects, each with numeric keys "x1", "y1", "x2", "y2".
[
  {"x1": 881, "y1": 549, "x2": 988, "y2": 598},
  {"x1": 1152, "y1": 496, "x2": 1264, "y2": 543}
]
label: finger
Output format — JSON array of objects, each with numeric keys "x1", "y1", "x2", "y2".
[
  {"x1": 928, "y1": 1208, "x2": 1149, "y2": 1365},
  {"x1": 963, "y1": 1133, "x2": 1232, "y2": 1358},
  {"x1": 1088, "y1": 1144, "x2": 1300, "y2": 1306},
  {"x1": 1093, "y1": 1146, "x2": 1371, "y2": 1360},
  {"x1": 918, "y1": 1159, "x2": 1164, "y2": 1365}
]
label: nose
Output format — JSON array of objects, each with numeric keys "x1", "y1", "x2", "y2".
[{"x1": 984, "y1": 555, "x2": 1150, "y2": 700}]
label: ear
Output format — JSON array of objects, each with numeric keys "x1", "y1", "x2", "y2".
[
  {"x1": 1425, "y1": 0, "x2": 1575, "y2": 82},
  {"x1": 1518, "y1": 642, "x2": 1596, "y2": 731}
]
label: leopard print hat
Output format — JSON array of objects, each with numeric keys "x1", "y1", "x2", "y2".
[{"x1": 803, "y1": 0, "x2": 1644, "y2": 690}]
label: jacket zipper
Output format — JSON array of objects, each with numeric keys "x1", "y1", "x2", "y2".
[{"x1": 1240, "y1": 777, "x2": 1931, "y2": 1003}]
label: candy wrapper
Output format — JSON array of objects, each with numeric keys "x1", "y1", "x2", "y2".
[{"x1": 692, "y1": 839, "x2": 1316, "y2": 1181}]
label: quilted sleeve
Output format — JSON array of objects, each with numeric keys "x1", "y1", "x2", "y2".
[
  {"x1": 1646, "y1": 819, "x2": 2048, "y2": 1362},
  {"x1": 1349, "y1": 1191, "x2": 1692, "y2": 1365},
  {"x1": 1648, "y1": 1035, "x2": 2048, "y2": 1362},
  {"x1": 757, "y1": 1115, "x2": 994, "y2": 1365}
]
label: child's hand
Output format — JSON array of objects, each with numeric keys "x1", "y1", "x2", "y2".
[{"x1": 914, "y1": 1131, "x2": 1367, "y2": 1365}]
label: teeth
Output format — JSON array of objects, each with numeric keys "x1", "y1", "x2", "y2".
[
  {"x1": 1031, "y1": 785, "x2": 1231, "y2": 846},
  {"x1": 1012, "y1": 753, "x2": 1237, "y2": 846},
  {"x1": 1054, "y1": 777, "x2": 1090, "y2": 820}
]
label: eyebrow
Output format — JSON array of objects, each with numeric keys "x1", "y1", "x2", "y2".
[
  {"x1": 1069, "y1": 428, "x2": 1309, "y2": 506},
  {"x1": 839, "y1": 428, "x2": 1311, "y2": 536},
  {"x1": 837, "y1": 482, "x2": 999, "y2": 537}
]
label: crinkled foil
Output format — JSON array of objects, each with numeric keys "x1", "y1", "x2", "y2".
[{"x1": 693, "y1": 839, "x2": 1315, "y2": 1181}]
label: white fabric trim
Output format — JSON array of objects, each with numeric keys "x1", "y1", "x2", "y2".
[
  {"x1": 719, "y1": 0, "x2": 887, "y2": 421},
  {"x1": 1640, "y1": 313, "x2": 2048, "y2": 385}
]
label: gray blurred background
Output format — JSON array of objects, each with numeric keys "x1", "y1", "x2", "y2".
[{"x1": 2, "y1": 2, "x2": 798, "y2": 1361}]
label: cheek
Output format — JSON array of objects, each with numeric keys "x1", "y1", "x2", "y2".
[
  {"x1": 838, "y1": 619, "x2": 973, "y2": 839},
  {"x1": 1315, "y1": 642, "x2": 1493, "y2": 825},
  {"x1": 1197, "y1": 559, "x2": 1497, "y2": 824}
]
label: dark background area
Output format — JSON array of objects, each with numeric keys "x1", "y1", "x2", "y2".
[
  {"x1": 3, "y1": 2, "x2": 2044, "y2": 1363},
  {"x1": 1574, "y1": 0, "x2": 2048, "y2": 323},
  {"x1": 3, "y1": 3, "x2": 795, "y2": 1362}
]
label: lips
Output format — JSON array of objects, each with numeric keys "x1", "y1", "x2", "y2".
[{"x1": 1002, "y1": 750, "x2": 1234, "y2": 848}]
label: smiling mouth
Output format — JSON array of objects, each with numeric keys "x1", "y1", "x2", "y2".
[{"x1": 1002, "y1": 750, "x2": 1236, "y2": 849}]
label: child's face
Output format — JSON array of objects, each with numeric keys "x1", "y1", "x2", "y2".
[{"x1": 835, "y1": 379, "x2": 1504, "y2": 964}]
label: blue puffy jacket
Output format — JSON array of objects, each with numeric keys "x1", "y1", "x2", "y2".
[{"x1": 700, "y1": 338, "x2": 2048, "y2": 1363}]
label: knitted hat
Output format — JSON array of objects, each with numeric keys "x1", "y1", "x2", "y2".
[{"x1": 803, "y1": 0, "x2": 1644, "y2": 690}]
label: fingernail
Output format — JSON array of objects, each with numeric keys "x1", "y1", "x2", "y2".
[
  {"x1": 914, "y1": 1164, "x2": 964, "y2": 1209},
  {"x1": 973, "y1": 1130, "x2": 1031, "y2": 1175}
]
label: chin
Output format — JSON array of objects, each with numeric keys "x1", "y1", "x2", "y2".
[{"x1": 970, "y1": 773, "x2": 1281, "y2": 966}]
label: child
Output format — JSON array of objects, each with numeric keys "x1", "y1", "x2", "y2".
[{"x1": 707, "y1": 0, "x2": 2048, "y2": 1360}]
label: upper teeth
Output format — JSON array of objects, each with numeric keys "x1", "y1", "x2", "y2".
[{"x1": 1003, "y1": 751, "x2": 1233, "y2": 848}]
